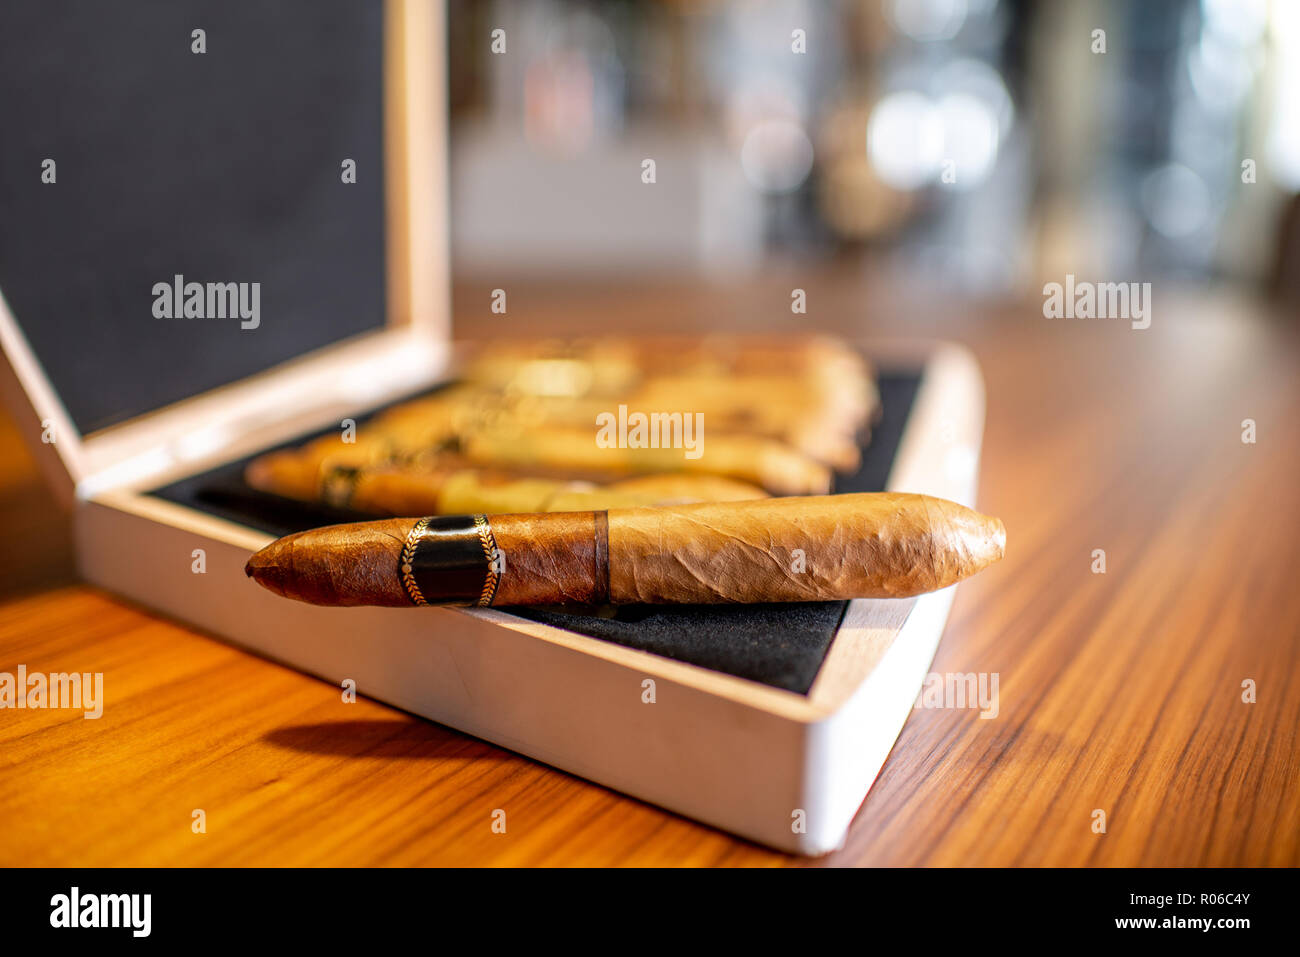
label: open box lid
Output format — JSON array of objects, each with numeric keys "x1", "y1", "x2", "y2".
[{"x1": 0, "y1": 0, "x2": 447, "y2": 505}]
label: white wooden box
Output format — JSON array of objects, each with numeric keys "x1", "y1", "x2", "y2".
[{"x1": 0, "y1": 0, "x2": 985, "y2": 854}]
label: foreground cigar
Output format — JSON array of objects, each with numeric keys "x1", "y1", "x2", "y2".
[{"x1": 245, "y1": 493, "x2": 1005, "y2": 607}]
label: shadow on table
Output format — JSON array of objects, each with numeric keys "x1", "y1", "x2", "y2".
[{"x1": 264, "y1": 718, "x2": 514, "y2": 762}]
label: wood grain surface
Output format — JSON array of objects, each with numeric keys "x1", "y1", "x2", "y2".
[{"x1": 1, "y1": 271, "x2": 1296, "y2": 866}]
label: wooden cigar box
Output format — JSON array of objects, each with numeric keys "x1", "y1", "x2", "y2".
[{"x1": 0, "y1": 0, "x2": 986, "y2": 855}]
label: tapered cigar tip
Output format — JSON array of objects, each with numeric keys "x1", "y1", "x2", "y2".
[
  {"x1": 934, "y1": 497, "x2": 1005, "y2": 578},
  {"x1": 967, "y1": 512, "x2": 1006, "y2": 571},
  {"x1": 244, "y1": 543, "x2": 288, "y2": 597},
  {"x1": 244, "y1": 458, "x2": 272, "y2": 490},
  {"x1": 241, "y1": 520, "x2": 414, "y2": 607}
]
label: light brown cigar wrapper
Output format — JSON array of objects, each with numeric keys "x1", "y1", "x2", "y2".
[
  {"x1": 246, "y1": 451, "x2": 768, "y2": 515},
  {"x1": 462, "y1": 334, "x2": 870, "y2": 389},
  {"x1": 603, "y1": 493, "x2": 1003, "y2": 603},
  {"x1": 464, "y1": 389, "x2": 868, "y2": 471},
  {"x1": 372, "y1": 387, "x2": 864, "y2": 472},
  {"x1": 460, "y1": 427, "x2": 832, "y2": 496},
  {"x1": 244, "y1": 493, "x2": 1006, "y2": 607},
  {"x1": 335, "y1": 465, "x2": 770, "y2": 514},
  {"x1": 458, "y1": 341, "x2": 876, "y2": 469}
]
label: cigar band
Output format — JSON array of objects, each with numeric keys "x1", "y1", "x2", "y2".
[
  {"x1": 400, "y1": 515, "x2": 499, "y2": 607},
  {"x1": 592, "y1": 510, "x2": 610, "y2": 606},
  {"x1": 318, "y1": 465, "x2": 362, "y2": 508}
]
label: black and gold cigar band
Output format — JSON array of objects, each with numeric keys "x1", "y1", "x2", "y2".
[
  {"x1": 400, "y1": 515, "x2": 500, "y2": 607},
  {"x1": 316, "y1": 441, "x2": 408, "y2": 507},
  {"x1": 318, "y1": 464, "x2": 363, "y2": 508}
]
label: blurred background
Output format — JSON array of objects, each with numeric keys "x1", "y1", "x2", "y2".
[{"x1": 446, "y1": 0, "x2": 1300, "y2": 306}]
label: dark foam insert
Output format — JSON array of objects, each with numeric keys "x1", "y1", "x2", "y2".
[{"x1": 150, "y1": 371, "x2": 922, "y2": 695}]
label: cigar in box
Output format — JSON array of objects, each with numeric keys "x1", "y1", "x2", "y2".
[
  {"x1": 242, "y1": 333, "x2": 878, "y2": 512},
  {"x1": 0, "y1": 3, "x2": 1000, "y2": 856},
  {"x1": 242, "y1": 337, "x2": 999, "y2": 613}
]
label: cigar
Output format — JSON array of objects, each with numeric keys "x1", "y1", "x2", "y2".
[
  {"x1": 244, "y1": 493, "x2": 1005, "y2": 607},
  {"x1": 462, "y1": 333, "x2": 871, "y2": 390},
  {"x1": 459, "y1": 426, "x2": 832, "y2": 495},
  {"x1": 459, "y1": 337, "x2": 878, "y2": 470},
  {"x1": 246, "y1": 452, "x2": 768, "y2": 516}
]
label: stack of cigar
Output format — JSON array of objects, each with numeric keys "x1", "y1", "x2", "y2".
[{"x1": 245, "y1": 334, "x2": 878, "y2": 516}]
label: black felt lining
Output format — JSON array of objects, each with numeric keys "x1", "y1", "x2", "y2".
[
  {"x1": 150, "y1": 372, "x2": 922, "y2": 695},
  {"x1": 0, "y1": 0, "x2": 387, "y2": 434}
]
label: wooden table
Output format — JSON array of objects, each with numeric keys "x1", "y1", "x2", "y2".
[{"x1": 2, "y1": 272, "x2": 1297, "y2": 866}]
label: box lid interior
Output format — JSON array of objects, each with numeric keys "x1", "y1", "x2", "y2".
[{"x1": 0, "y1": 0, "x2": 445, "y2": 497}]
